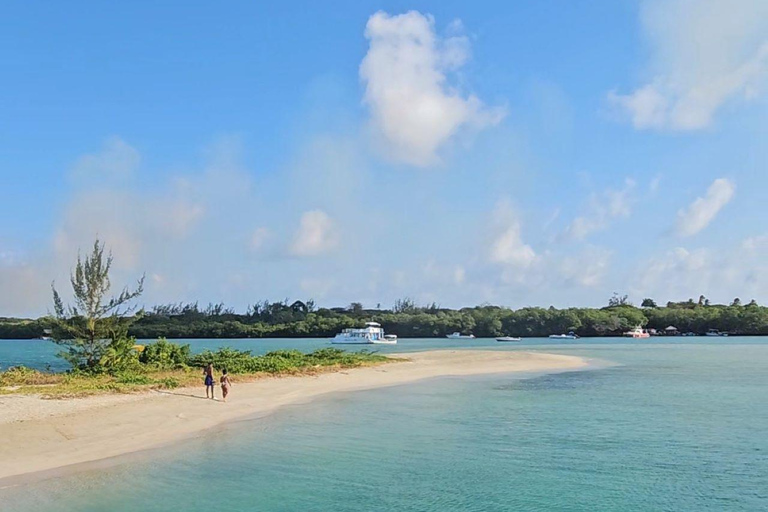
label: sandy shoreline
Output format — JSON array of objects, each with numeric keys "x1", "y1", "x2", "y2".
[{"x1": 0, "y1": 350, "x2": 588, "y2": 483}]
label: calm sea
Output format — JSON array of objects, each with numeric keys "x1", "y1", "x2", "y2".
[{"x1": 2, "y1": 338, "x2": 767, "y2": 511}]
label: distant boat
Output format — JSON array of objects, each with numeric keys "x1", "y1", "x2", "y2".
[
  {"x1": 705, "y1": 329, "x2": 729, "y2": 337},
  {"x1": 624, "y1": 326, "x2": 650, "y2": 339},
  {"x1": 496, "y1": 336, "x2": 521, "y2": 342},
  {"x1": 446, "y1": 332, "x2": 475, "y2": 339},
  {"x1": 548, "y1": 332, "x2": 578, "y2": 339},
  {"x1": 681, "y1": 332, "x2": 697, "y2": 337},
  {"x1": 332, "y1": 322, "x2": 396, "y2": 344}
]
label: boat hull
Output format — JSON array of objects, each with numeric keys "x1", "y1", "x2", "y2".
[
  {"x1": 331, "y1": 339, "x2": 397, "y2": 345},
  {"x1": 496, "y1": 337, "x2": 521, "y2": 342}
]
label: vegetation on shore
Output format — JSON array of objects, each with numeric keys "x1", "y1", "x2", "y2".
[
  {"x1": 0, "y1": 342, "x2": 391, "y2": 397},
  {"x1": 4, "y1": 294, "x2": 768, "y2": 341},
  {"x1": 0, "y1": 240, "x2": 391, "y2": 397}
]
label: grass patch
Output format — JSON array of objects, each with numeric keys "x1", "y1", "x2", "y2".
[{"x1": 0, "y1": 348, "x2": 397, "y2": 398}]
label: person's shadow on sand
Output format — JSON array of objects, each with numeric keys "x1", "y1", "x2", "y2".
[{"x1": 153, "y1": 389, "x2": 218, "y2": 401}]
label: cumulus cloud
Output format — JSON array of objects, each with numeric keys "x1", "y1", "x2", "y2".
[
  {"x1": 290, "y1": 210, "x2": 339, "y2": 256},
  {"x1": 631, "y1": 237, "x2": 768, "y2": 304},
  {"x1": 360, "y1": 10, "x2": 506, "y2": 166},
  {"x1": 609, "y1": 0, "x2": 768, "y2": 130},
  {"x1": 674, "y1": 178, "x2": 735, "y2": 237},
  {"x1": 563, "y1": 179, "x2": 636, "y2": 240},
  {"x1": 488, "y1": 201, "x2": 536, "y2": 268}
]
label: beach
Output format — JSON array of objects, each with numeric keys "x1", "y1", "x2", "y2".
[{"x1": 0, "y1": 350, "x2": 587, "y2": 483}]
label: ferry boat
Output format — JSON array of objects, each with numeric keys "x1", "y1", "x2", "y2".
[
  {"x1": 331, "y1": 322, "x2": 397, "y2": 344},
  {"x1": 446, "y1": 332, "x2": 475, "y2": 339},
  {"x1": 624, "y1": 326, "x2": 650, "y2": 338},
  {"x1": 548, "y1": 332, "x2": 578, "y2": 339},
  {"x1": 496, "y1": 336, "x2": 522, "y2": 342}
]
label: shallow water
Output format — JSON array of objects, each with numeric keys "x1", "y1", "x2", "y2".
[{"x1": 2, "y1": 341, "x2": 767, "y2": 511}]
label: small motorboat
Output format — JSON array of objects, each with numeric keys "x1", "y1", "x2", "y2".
[
  {"x1": 446, "y1": 332, "x2": 475, "y2": 339},
  {"x1": 548, "y1": 331, "x2": 578, "y2": 339},
  {"x1": 496, "y1": 336, "x2": 521, "y2": 342},
  {"x1": 624, "y1": 326, "x2": 651, "y2": 338}
]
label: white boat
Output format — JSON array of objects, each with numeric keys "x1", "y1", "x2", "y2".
[
  {"x1": 446, "y1": 332, "x2": 475, "y2": 339},
  {"x1": 624, "y1": 326, "x2": 650, "y2": 338},
  {"x1": 548, "y1": 332, "x2": 578, "y2": 339},
  {"x1": 331, "y1": 322, "x2": 397, "y2": 344},
  {"x1": 496, "y1": 336, "x2": 521, "y2": 342}
]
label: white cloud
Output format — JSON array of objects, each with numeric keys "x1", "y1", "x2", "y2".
[
  {"x1": 290, "y1": 210, "x2": 339, "y2": 256},
  {"x1": 631, "y1": 238, "x2": 768, "y2": 304},
  {"x1": 488, "y1": 201, "x2": 536, "y2": 267},
  {"x1": 563, "y1": 179, "x2": 636, "y2": 240},
  {"x1": 360, "y1": 10, "x2": 505, "y2": 166},
  {"x1": 71, "y1": 136, "x2": 141, "y2": 182},
  {"x1": 558, "y1": 247, "x2": 613, "y2": 288},
  {"x1": 609, "y1": 0, "x2": 768, "y2": 130},
  {"x1": 674, "y1": 178, "x2": 735, "y2": 237}
]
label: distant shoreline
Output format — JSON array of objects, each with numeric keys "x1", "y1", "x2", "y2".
[
  {"x1": 0, "y1": 350, "x2": 588, "y2": 484},
  {"x1": 3, "y1": 299, "x2": 767, "y2": 340}
]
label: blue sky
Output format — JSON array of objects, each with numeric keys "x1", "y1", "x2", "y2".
[{"x1": 1, "y1": 0, "x2": 767, "y2": 316}]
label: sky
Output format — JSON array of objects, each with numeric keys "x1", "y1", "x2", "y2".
[{"x1": 1, "y1": 0, "x2": 767, "y2": 317}]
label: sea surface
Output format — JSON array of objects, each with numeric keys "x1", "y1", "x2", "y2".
[{"x1": 2, "y1": 338, "x2": 767, "y2": 511}]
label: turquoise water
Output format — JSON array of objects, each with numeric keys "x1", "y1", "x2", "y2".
[
  {"x1": 2, "y1": 341, "x2": 768, "y2": 511},
  {"x1": 3, "y1": 336, "x2": 767, "y2": 372}
]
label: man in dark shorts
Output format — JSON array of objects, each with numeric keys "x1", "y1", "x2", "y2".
[{"x1": 204, "y1": 363, "x2": 215, "y2": 399}]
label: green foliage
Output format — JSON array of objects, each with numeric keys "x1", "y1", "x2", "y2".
[
  {"x1": 4, "y1": 293, "x2": 768, "y2": 341},
  {"x1": 49, "y1": 239, "x2": 145, "y2": 372},
  {"x1": 139, "y1": 338, "x2": 190, "y2": 369},
  {"x1": 187, "y1": 347, "x2": 386, "y2": 375}
]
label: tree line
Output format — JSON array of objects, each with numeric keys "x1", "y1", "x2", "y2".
[{"x1": 4, "y1": 296, "x2": 768, "y2": 340}]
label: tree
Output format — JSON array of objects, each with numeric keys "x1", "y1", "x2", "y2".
[
  {"x1": 641, "y1": 298, "x2": 657, "y2": 308},
  {"x1": 731, "y1": 298, "x2": 742, "y2": 307},
  {"x1": 608, "y1": 293, "x2": 631, "y2": 307},
  {"x1": 50, "y1": 240, "x2": 144, "y2": 371}
]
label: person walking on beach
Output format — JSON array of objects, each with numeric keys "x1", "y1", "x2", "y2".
[
  {"x1": 220, "y1": 368, "x2": 232, "y2": 402},
  {"x1": 204, "y1": 363, "x2": 215, "y2": 399}
]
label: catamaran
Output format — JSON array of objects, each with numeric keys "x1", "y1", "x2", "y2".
[{"x1": 331, "y1": 322, "x2": 397, "y2": 344}]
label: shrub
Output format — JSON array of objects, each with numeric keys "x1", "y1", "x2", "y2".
[
  {"x1": 139, "y1": 338, "x2": 191, "y2": 369},
  {"x1": 114, "y1": 372, "x2": 152, "y2": 385},
  {"x1": 0, "y1": 366, "x2": 61, "y2": 386}
]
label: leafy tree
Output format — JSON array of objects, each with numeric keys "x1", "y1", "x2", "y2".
[
  {"x1": 50, "y1": 240, "x2": 145, "y2": 372},
  {"x1": 731, "y1": 298, "x2": 742, "y2": 307},
  {"x1": 608, "y1": 293, "x2": 632, "y2": 307},
  {"x1": 641, "y1": 298, "x2": 657, "y2": 308}
]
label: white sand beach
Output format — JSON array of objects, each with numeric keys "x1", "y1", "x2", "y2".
[{"x1": 0, "y1": 350, "x2": 588, "y2": 482}]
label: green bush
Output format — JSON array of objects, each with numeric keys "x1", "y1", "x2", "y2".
[
  {"x1": 139, "y1": 338, "x2": 190, "y2": 369},
  {"x1": 114, "y1": 372, "x2": 152, "y2": 385},
  {"x1": 187, "y1": 347, "x2": 385, "y2": 375}
]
